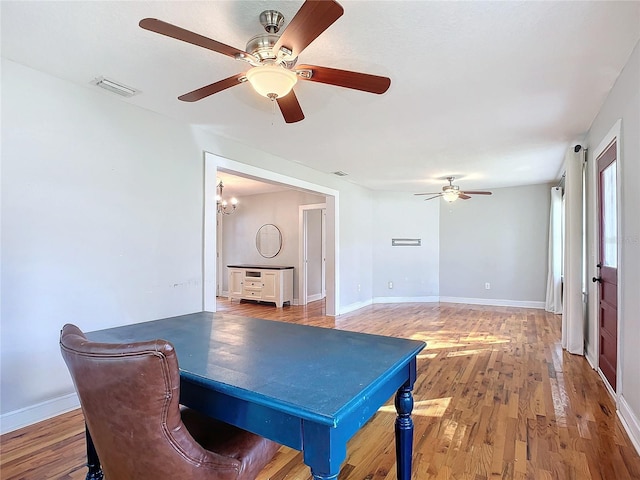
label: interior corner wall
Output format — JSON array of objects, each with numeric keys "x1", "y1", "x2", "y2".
[
  {"x1": 585, "y1": 40, "x2": 640, "y2": 448},
  {"x1": 439, "y1": 184, "x2": 551, "y2": 306}
]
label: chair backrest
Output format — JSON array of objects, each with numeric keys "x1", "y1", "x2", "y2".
[{"x1": 60, "y1": 324, "x2": 242, "y2": 480}]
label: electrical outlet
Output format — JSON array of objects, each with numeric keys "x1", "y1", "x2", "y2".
[
  {"x1": 388, "y1": 281, "x2": 393, "y2": 289},
  {"x1": 485, "y1": 282, "x2": 491, "y2": 290}
]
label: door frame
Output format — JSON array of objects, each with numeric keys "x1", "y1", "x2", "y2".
[
  {"x1": 596, "y1": 139, "x2": 618, "y2": 392},
  {"x1": 216, "y1": 213, "x2": 224, "y2": 297},
  {"x1": 298, "y1": 203, "x2": 326, "y2": 306},
  {"x1": 588, "y1": 119, "x2": 622, "y2": 399}
]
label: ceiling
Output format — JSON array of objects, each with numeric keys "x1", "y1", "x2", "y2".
[
  {"x1": 2, "y1": 1, "x2": 639, "y2": 192},
  {"x1": 216, "y1": 170, "x2": 290, "y2": 198}
]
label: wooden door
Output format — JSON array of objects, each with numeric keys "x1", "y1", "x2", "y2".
[{"x1": 595, "y1": 140, "x2": 618, "y2": 391}]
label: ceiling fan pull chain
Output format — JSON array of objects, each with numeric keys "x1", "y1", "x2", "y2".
[{"x1": 271, "y1": 96, "x2": 277, "y2": 126}]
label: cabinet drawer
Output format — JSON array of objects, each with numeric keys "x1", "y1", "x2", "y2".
[
  {"x1": 243, "y1": 289, "x2": 262, "y2": 298},
  {"x1": 244, "y1": 280, "x2": 262, "y2": 288}
]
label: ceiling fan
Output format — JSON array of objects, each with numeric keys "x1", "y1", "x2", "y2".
[
  {"x1": 415, "y1": 177, "x2": 493, "y2": 202},
  {"x1": 139, "y1": 0, "x2": 391, "y2": 123}
]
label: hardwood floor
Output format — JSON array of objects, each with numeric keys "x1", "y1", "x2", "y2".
[{"x1": 2, "y1": 300, "x2": 639, "y2": 479}]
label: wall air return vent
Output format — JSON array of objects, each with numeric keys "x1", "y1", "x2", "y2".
[{"x1": 92, "y1": 77, "x2": 139, "y2": 97}]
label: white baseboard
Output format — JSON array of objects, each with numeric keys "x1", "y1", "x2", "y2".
[
  {"x1": 341, "y1": 296, "x2": 544, "y2": 315},
  {"x1": 0, "y1": 392, "x2": 80, "y2": 435},
  {"x1": 306, "y1": 293, "x2": 324, "y2": 303},
  {"x1": 597, "y1": 368, "x2": 617, "y2": 399},
  {"x1": 585, "y1": 346, "x2": 597, "y2": 370},
  {"x1": 439, "y1": 296, "x2": 545, "y2": 309},
  {"x1": 618, "y1": 394, "x2": 640, "y2": 455},
  {"x1": 373, "y1": 296, "x2": 439, "y2": 304},
  {"x1": 338, "y1": 299, "x2": 373, "y2": 315}
]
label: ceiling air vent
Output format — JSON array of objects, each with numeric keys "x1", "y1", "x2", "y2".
[
  {"x1": 92, "y1": 77, "x2": 139, "y2": 97},
  {"x1": 332, "y1": 171, "x2": 348, "y2": 177}
]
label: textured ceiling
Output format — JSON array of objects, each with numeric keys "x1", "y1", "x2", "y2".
[{"x1": 2, "y1": 1, "x2": 639, "y2": 192}]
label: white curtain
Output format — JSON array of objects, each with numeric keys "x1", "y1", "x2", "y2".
[
  {"x1": 545, "y1": 187, "x2": 563, "y2": 313},
  {"x1": 562, "y1": 148, "x2": 585, "y2": 355}
]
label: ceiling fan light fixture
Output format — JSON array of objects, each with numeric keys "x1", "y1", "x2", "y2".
[
  {"x1": 246, "y1": 64, "x2": 297, "y2": 100},
  {"x1": 442, "y1": 190, "x2": 459, "y2": 202}
]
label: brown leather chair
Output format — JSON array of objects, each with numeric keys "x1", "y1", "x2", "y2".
[{"x1": 60, "y1": 323, "x2": 280, "y2": 480}]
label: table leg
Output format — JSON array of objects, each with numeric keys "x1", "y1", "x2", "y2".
[
  {"x1": 85, "y1": 425, "x2": 104, "y2": 480},
  {"x1": 302, "y1": 421, "x2": 344, "y2": 480},
  {"x1": 395, "y1": 384, "x2": 415, "y2": 480},
  {"x1": 310, "y1": 472, "x2": 338, "y2": 480}
]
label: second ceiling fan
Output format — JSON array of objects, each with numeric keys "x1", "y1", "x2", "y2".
[
  {"x1": 415, "y1": 177, "x2": 493, "y2": 202},
  {"x1": 139, "y1": 0, "x2": 391, "y2": 123}
]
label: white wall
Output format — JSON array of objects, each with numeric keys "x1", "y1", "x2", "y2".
[
  {"x1": 1, "y1": 60, "x2": 205, "y2": 415},
  {"x1": 372, "y1": 192, "x2": 440, "y2": 302},
  {"x1": 439, "y1": 184, "x2": 550, "y2": 307},
  {"x1": 335, "y1": 187, "x2": 375, "y2": 311},
  {"x1": 220, "y1": 190, "x2": 325, "y2": 300},
  {"x1": 585, "y1": 40, "x2": 640, "y2": 448},
  {"x1": 0, "y1": 59, "x2": 375, "y2": 429}
]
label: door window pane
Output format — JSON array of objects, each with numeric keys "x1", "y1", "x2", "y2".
[{"x1": 601, "y1": 162, "x2": 617, "y2": 267}]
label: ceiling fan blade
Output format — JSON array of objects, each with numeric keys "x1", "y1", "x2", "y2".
[
  {"x1": 276, "y1": 90, "x2": 305, "y2": 123},
  {"x1": 458, "y1": 194, "x2": 471, "y2": 200},
  {"x1": 273, "y1": 0, "x2": 344, "y2": 58},
  {"x1": 414, "y1": 192, "x2": 441, "y2": 196},
  {"x1": 296, "y1": 65, "x2": 390, "y2": 94},
  {"x1": 139, "y1": 18, "x2": 251, "y2": 59},
  {"x1": 178, "y1": 74, "x2": 245, "y2": 102},
  {"x1": 460, "y1": 191, "x2": 493, "y2": 195},
  {"x1": 423, "y1": 194, "x2": 443, "y2": 201}
]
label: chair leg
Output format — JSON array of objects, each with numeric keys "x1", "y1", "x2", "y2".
[{"x1": 85, "y1": 425, "x2": 104, "y2": 480}]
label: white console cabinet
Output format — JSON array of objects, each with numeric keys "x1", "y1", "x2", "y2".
[{"x1": 227, "y1": 265, "x2": 294, "y2": 308}]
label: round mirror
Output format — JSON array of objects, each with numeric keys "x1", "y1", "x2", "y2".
[{"x1": 256, "y1": 224, "x2": 282, "y2": 258}]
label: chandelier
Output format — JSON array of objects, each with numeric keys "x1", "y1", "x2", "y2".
[{"x1": 216, "y1": 181, "x2": 238, "y2": 215}]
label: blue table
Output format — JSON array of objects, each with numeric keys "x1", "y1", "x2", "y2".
[{"x1": 87, "y1": 312, "x2": 425, "y2": 480}]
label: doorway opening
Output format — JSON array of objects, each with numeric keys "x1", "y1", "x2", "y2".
[
  {"x1": 299, "y1": 204, "x2": 326, "y2": 305},
  {"x1": 203, "y1": 153, "x2": 339, "y2": 316}
]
